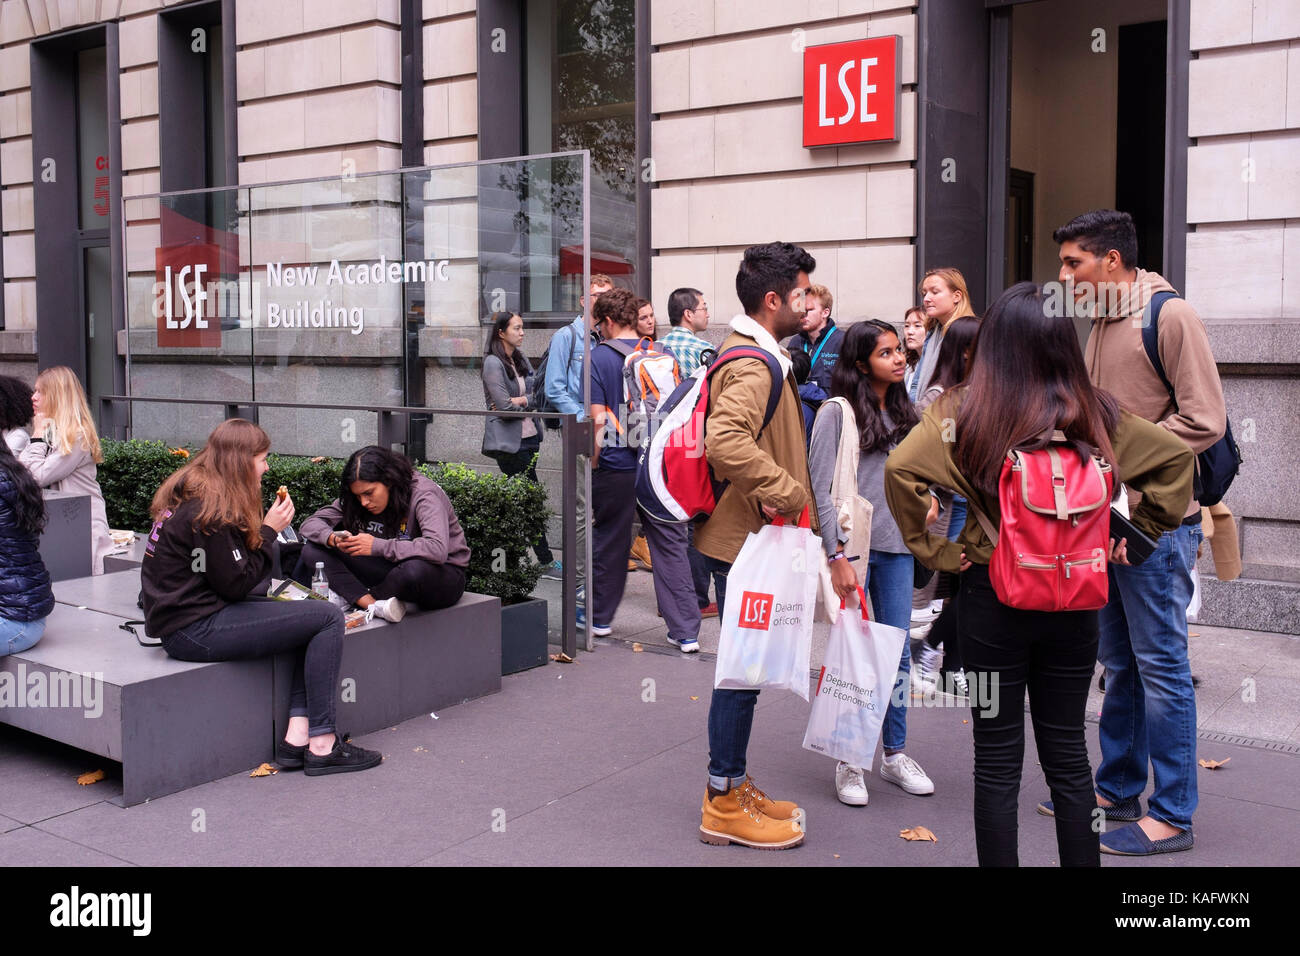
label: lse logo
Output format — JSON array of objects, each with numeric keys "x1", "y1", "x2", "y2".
[
  {"x1": 738, "y1": 591, "x2": 773, "y2": 631},
  {"x1": 155, "y1": 242, "x2": 223, "y2": 348},
  {"x1": 803, "y1": 36, "x2": 901, "y2": 148}
]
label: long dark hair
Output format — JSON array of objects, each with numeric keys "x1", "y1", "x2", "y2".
[
  {"x1": 151, "y1": 419, "x2": 271, "y2": 549},
  {"x1": 485, "y1": 311, "x2": 530, "y2": 379},
  {"x1": 0, "y1": 375, "x2": 33, "y2": 432},
  {"x1": 831, "y1": 320, "x2": 919, "y2": 454},
  {"x1": 0, "y1": 440, "x2": 46, "y2": 537},
  {"x1": 955, "y1": 282, "x2": 1120, "y2": 496},
  {"x1": 340, "y1": 445, "x2": 417, "y2": 533},
  {"x1": 930, "y1": 315, "x2": 981, "y2": 392}
]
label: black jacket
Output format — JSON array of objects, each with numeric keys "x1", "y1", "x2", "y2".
[
  {"x1": 140, "y1": 497, "x2": 276, "y2": 638},
  {"x1": 784, "y1": 321, "x2": 844, "y2": 393},
  {"x1": 0, "y1": 467, "x2": 55, "y2": 623}
]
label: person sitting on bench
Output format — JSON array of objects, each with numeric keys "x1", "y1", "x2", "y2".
[
  {"x1": 1, "y1": 420, "x2": 54, "y2": 655},
  {"x1": 140, "y1": 419, "x2": 382, "y2": 776},
  {"x1": 295, "y1": 445, "x2": 470, "y2": 621}
]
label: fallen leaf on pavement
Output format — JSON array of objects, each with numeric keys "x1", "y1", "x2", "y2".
[
  {"x1": 632, "y1": 643, "x2": 643, "y2": 652},
  {"x1": 550, "y1": 652, "x2": 575, "y2": 663},
  {"x1": 414, "y1": 746, "x2": 428, "y2": 753},
  {"x1": 1189, "y1": 631, "x2": 1200, "y2": 637},
  {"x1": 76, "y1": 769, "x2": 105, "y2": 786},
  {"x1": 900, "y1": 826, "x2": 937, "y2": 843},
  {"x1": 690, "y1": 696, "x2": 699, "y2": 701},
  {"x1": 833, "y1": 854, "x2": 840, "y2": 859},
  {"x1": 1199, "y1": 757, "x2": 1230, "y2": 769},
  {"x1": 248, "y1": 763, "x2": 277, "y2": 778},
  {"x1": 962, "y1": 719, "x2": 968, "y2": 724}
]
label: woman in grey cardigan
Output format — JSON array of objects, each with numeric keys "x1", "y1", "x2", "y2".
[{"x1": 481, "y1": 311, "x2": 555, "y2": 569}]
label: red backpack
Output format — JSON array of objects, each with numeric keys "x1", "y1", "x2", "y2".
[{"x1": 972, "y1": 431, "x2": 1115, "y2": 612}]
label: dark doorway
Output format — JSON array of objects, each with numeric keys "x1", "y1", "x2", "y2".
[
  {"x1": 1006, "y1": 167, "x2": 1034, "y2": 287},
  {"x1": 1116, "y1": 20, "x2": 1167, "y2": 274}
]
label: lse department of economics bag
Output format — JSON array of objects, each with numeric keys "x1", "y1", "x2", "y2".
[
  {"x1": 802, "y1": 586, "x2": 907, "y2": 769},
  {"x1": 714, "y1": 508, "x2": 820, "y2": 701}
]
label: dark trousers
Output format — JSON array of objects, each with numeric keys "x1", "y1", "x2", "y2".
[
  {"x1": 296, "y1": 541, "x2": 466, "y2": 610},
  {"x1": 590, "y1": 467, "x2": 638, "y2": 627},
  {"x1": 688, "y1": 524, "x2": 721, "y2": 608},
  {"x1": 162, "y1": 597, "x2": 344, "y2": 738},
  {"x1": 958, "y1": 564, "x2": 1100, "y2": 867},
  {"x1": 925, "y1": 580, "x2": 963, "y2": 673},
  {"x1": 495, "y1": 437, "x2": 554, "y2": 565}
]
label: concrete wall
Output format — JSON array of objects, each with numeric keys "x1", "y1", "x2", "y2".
[
  {"x1": 1184, "y1": 0, "x2": 1300, "y2": 631},
  {"x1": 647, "y1": 0, "x2": 918, "y2": 343}
]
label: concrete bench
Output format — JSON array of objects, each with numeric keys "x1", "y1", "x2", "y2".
[
  {"x1": 0, "y1": 603, "x2": 271, "y2": 807},
  {"x1": 0, "y1": 570, "x2": 502, "y2": 806}
]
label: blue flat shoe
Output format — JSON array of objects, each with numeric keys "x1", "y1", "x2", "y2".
[
  {"x1": 1099, "y1": 821, "x2": 1194, "y2": 856},
  {"x1": 1037, "y1": 795, "x2": 1141, "y2": 821}
]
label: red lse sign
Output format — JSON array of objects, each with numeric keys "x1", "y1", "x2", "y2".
[{"x1": 803, "y1": 36, "x2": 901, "y2": 148}]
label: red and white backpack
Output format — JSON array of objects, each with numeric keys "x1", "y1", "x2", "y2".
[{"x1": 973, "y1": 431, "x2": 1115, "y2": 612}]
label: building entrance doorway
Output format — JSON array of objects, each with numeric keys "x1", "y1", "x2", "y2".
[{"x1": 1004, "y1": 0, "x2": 1168, "y2": 336}]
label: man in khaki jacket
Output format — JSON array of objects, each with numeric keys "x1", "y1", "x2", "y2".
[
  {"x1": 1053, "y1": 209, "x2": 1226, "y2": 857},
  {"x1": 696, "y1": 242, "x2": 818, "y2": 851}
]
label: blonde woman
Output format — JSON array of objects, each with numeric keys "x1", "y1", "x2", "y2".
[
  {"x1": 911, "y1": 267, "x2": 976, "y2": 401},
  {"x1": 19, "y1": 366, "x2": 114, "y2": 574}
]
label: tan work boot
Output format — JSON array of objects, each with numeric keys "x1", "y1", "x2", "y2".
[
  {"x1": 629, "y1": 534, "x2": 653, "y2": 570},
  {"x1": 737, "y1": 775, "x2": 805, "y2": 825},
  {"x1": 699, "y1": 784, "x2": 805, "y2": 850}
]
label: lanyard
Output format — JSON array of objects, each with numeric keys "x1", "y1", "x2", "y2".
[{"x1": 807, "y1": 328, "x2": 832, "y2": 368}]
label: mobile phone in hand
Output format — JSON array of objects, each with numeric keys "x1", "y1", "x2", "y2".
[{"x1": 1109, "y1": 508, "x2": 1158, "y2": 565}]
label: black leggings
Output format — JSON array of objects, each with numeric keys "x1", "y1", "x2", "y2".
[
  {"x1": 958, "y1": 564, "x2": 1100, "y2": 868},
  {"x1": 494, "y1": 436, "x2": 553, "y2": 565},
  {"x1": 295, "y1": 541, "x2": 466, "y2": 610}
]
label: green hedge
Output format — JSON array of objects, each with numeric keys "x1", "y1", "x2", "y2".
[{"x1": 98, "y1": 439, "x2": 549, "y2": 604}]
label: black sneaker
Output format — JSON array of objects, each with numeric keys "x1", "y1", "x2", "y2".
[
  {"x1": 304, "y1": 735, "x2": 383, "y2": 776},
  {"x1": 276, "y1": 740, "x2": 306, "y2": 771}
]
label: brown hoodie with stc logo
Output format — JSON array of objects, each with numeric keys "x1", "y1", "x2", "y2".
[{"x1": 1083, "y1": 269, "x2": 1226, "y2": 519}]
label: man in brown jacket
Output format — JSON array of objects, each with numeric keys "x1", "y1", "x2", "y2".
[
  {"x1": 695, "y1": 241, "x2": 817, "y2": 851},
  {"x1": 1052, "y1": 209, "x2": 1226, "y2": 857}
]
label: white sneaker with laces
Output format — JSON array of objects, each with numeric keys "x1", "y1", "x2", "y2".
[
  {"x1": 913, "y1": 642, "x2": 941, "y2": 691},
  {"x1": 910, "y1": 604, "x2": 940, "y2": 625},
  {"x1": 834, "y1": 761, "x2": 869, "y2": 806},
  {"x1": 880, "y1": 753, "x2": 935, "y2": 795},
  {"x1": 369, "y1": 597, "x2": 406, "y2": 623}
]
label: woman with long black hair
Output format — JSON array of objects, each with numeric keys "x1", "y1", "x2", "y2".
[
  {"x1": 885, "y1": 282, "x2": 1194, "y2": 866},
  {"x1": 0, "y1": 385, "x2": 54, "y2": 654},
  {"x1": 298, "y1": 445, "x2": 470, "y2": 620},
  {"x1": 810, "y1": 319, "x2": 934, "y2": 807}
]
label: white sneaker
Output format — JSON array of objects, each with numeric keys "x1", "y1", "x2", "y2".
[
  {"x1": 368, "y1": 597, "x2": 406, "y2": 623},
  {"x1": 951, "y1": 669, "x2": 969, "y2": 698},
  {"x1": 880, "y1": 753, "x2": 935, "y2": 795},
  {"x1": 913, "y1": 641, "x2": 941, "y2": 691},
  {"x1": 929, "y1": 599, "x2": 945, "y2": 615},
  {"x1": 834, "y1": 761, "x2": 869, "y2": 806},
  {"x1": 910, "y1": 604, "x2": 940, "y2": 625}
]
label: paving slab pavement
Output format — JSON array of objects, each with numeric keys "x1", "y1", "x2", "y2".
[{"x1": 2, "y1": 604, "x2": 1297, "y2": 867}]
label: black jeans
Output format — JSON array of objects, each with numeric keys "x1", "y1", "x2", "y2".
[
  {"x1": 590, "y1": 467, "x2": 638, "y2": 627},
  {"x1": 296, "y1": 541, "x2": 466, "y2": 610},
  {"x1": 495, "y1": 436, "x2": 554, "y2": 565},
  {"x1": 925, "y1": 578, "x2": 963, "y2": 673},
  {"x1": 958, "y1": 564, "x2": 1100, "y2": 867},
  {"x1": 161, "y1": 597, "x2": 344, "y2": 738}
]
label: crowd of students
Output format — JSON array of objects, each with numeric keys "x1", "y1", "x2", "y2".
[
  {"x1": 529, "y1": 209, "x2": 1219, "y2": 865},
  {"x1": 1, "y1": 206, "x2": 1224, "y2": 855}
]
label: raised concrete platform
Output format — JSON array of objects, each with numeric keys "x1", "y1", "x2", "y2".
[{"x1": 0, "y1": 570, "x2": 502, "y2": 805}]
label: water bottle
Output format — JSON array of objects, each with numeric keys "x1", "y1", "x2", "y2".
[{"x1": 311, "y1": 562, "x2": 330, "y2": 600}]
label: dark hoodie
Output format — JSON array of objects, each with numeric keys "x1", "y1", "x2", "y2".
[{"x1": 784, "y1": 320, "x2": 844, "y2": 393}]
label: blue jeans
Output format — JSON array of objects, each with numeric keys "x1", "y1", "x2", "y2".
[
  {"x1": 947, "y1": 496, "x2": 967, "y2": 542},
  {"x1": 865, "y1": 550, "x2": 915, "y2": 753},
  {"x1": 1095, "y1": 522, "x2": 1201, "y2": 830},
  {"x1": 701, "y1": 554, "x2": 759, "y2": 787},
  {"x1": 1, "y1": 615, "x2": 46, "y2": 655}
]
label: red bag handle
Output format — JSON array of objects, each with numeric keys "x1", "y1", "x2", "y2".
[
  {"x1": 838, "y1": 585, "x2": 870, "y2": 621},
  {"x1": 770, "y1": 506, "x2": 811, "y2": 529}
]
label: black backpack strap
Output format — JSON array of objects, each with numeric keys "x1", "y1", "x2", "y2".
[
  {"x1": 707, "y1": 346, "x2": 785, "y2": 434},
  {"x1": 1140, "y1": 291, "x2": 1180, "y2": 409}
]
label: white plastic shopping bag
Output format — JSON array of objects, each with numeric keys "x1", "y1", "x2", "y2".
[
  {"x1": 714, "y1": 508, "x2": 820, "y2": 701},
  {"x1": 802, "y1": 586, "x2": 907, "y2": 769}
]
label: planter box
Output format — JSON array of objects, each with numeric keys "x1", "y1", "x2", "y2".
[{"x1": 501, "y1": 597, "x2": 549, "y2": 675}]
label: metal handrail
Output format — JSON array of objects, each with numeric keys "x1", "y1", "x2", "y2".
[{"x1": 99, "y1": 393, "x2": 591, "y2": 658}]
